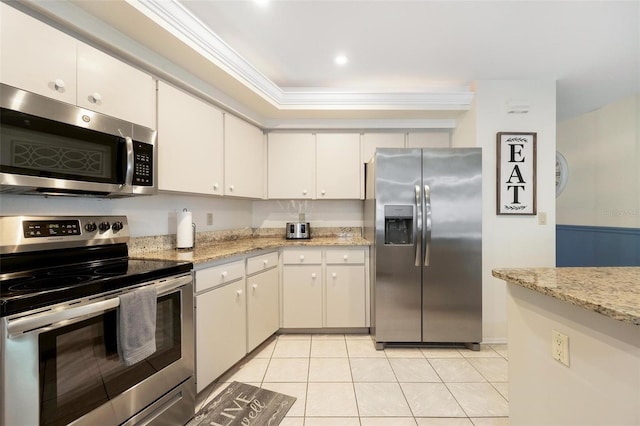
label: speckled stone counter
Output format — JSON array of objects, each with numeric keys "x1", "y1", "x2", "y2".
[
  {"x1": 130, "y1": 227, "x2": 370, "y2": 265},
  {"x1": 492, "y1": 267, "x2": 640, "y2": 326}
]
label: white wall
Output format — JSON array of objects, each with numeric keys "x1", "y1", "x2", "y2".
[
  {"x1": 472, "y1": 80, "x2": 557, "y2": 342},
  {"x1": 557, "y1": 94, "x2": 640, "y2": 228},
  {"x1": 0, "y1": 193, "x2": 252, "y2": 237},
  {"x1": 251, "y1": 200, "x2": 363, "y2": 228}
]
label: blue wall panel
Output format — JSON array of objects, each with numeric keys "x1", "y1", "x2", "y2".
[{"x1": 556, "y1": 225, "x2": 640, "y2": 267}]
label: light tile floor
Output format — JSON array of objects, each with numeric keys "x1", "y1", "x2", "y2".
[{"x1": 196, "y1": 334, "x2": 509, "y2": 426}]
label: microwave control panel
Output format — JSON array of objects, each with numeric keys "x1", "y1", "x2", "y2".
[{"x1": 132, "y1": 142, "x2": 153, "y2": 186}]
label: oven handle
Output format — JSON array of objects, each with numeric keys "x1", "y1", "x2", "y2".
[{"x1": 7, "y1": 274, "x2": 192, "y2": 338}]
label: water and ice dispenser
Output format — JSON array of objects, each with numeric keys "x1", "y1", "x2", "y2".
[{"x1": 384, "y1": 205, "x2": 413, "y2": 245}]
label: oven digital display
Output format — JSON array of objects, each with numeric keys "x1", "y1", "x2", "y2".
[{"x1": 23, "y1": 220, "x2": 81, "y2": 238}]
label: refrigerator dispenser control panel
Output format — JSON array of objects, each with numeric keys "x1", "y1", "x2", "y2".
[{"x1": 384, "y1": 205, "x2": 413, "y2": 245}]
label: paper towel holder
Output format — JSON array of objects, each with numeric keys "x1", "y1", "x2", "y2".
[{"x1": 176, "y1": 208, "x2": 196, "y2": 250}]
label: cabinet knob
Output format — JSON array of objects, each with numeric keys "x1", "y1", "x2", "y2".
[
  {"x1": 343, "y1": 255, "x2": 348, "y2": 260},
  {"x1": 302, "y1": 189, "x2": 308, "y2": 195},
  {"x1": 89, "y1": 92, "x2": 102, "y2": 104},
  {"x1": 236, "y1": 289, "x2": 243, "y2": 297},
  {"x1": 54, "y1": 79, "x2": 65, "y2": 91},
  {"x1": 252, "y1": 284, "x2": 258, "y2": 290},
  {"x1": 321, "y1": 189, "x2": 326, "y2": 196},
  {"x1": 299, "y1": 255, "x2": 305, "y2": 261},
  {"x1": 263, "y1": 259, "x2": 269, "y2": 266},
  {"x1": 332, "y1": 272, "x2": 337, "y2": 278},
  {"x1": 213, "y1": 183, "x2": 219, "y2": 190},
  {"x1": 229, "y1": 185, "x2": 234, "y2": 192},
  {"x1": 221, "y1": 271, "x2": 228, "y2": 278},
  {"x1": 311, "y1": 273, "x2": 317, "y2": 279}
]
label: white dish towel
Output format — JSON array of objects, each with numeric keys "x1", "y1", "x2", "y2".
[{"x1": 117, "y1": 286, "x2": 157, "y2": 366}]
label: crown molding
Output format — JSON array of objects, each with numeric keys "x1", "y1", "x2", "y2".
[{"x1": 134, "y1": 0, "x2": 473, "y2": 112}]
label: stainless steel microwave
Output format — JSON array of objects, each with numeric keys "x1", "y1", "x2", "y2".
[{"x1": 0, "y1": 84, "x2": 157, "y2": 197}]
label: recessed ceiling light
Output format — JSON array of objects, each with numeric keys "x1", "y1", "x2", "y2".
[
  {"x1": 254, "y1": 0, "x2": 269, "y2": 7},
  {"x1": 334, "y1": 54, "x2": 348, "y2": 66}
]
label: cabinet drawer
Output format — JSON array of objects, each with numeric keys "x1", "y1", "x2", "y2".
[
  {"x1": 195, "y1": 260, "x2": 244, "y2": 292},
  {"x1": 247, "y1": 251, "x2": 278, "y2": 275},
  {"x1": 326, "y1": 249, "x2": 365, "y2": 264},
  {"x1": 282, "y1": 249, "x2": 322, "y2": 265}
]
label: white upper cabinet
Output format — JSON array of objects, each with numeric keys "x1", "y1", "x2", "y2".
[
  {"x1": 0, "y1": 3, "x2": 155, "y2": 129},
  {"x1": 316, "y1": 133, "x2": 361, "y2": 199},
  {"x1": 362, "y1": 133, "x2": 406, "y2": 165},
  {"x1": 1, "y1": 3, "x2": 76, "y2": 105},
  {"x1": 76, "y1": 44, "x2": 155, "y2": 129},
  {"x1": 407, "y1": 131, "x2": 451, "y2": 148},
  {"x1": 224, "y1": 114, "x2": 265, "y2": 199},
  {"x1": 268, "y1": 133, "x2": 316, "y2": 199},
  {"x1": 157, "y1": 81, "x2": 224, "y2": 195}
]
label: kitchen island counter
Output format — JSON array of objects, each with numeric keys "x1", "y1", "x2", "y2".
[
  {"x1": 492, "y1": 267, "x2": 640, "y2": 325},
  {"x1": 493, "y1": 266, "x2": 640, "y2": 425},
  {"x1": 131, "y1": 230, "x2": 370, "y2": 265}
]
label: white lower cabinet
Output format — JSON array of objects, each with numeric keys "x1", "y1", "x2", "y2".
[
  {"x1": 281, "y1": 247, "x2": 367, "y2": 329},
  {"x1": 246, "y1": 252, "x2": 280, "y2": 352},
  {"x1": 194, "y1": 252, "x2": 279, "y2": 392},
  {"x1": 195, "y1": 277, "x2": 246, "y2": 393}
]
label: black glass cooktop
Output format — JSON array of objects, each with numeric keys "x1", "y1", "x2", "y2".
[{"x1": 0, "y1": 250, "x2": 192, "y2": 317}]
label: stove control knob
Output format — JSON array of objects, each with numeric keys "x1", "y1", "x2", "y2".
[
  {"x1": 112, "y1": 221, "x2": 124, "y2": 232},
  {"x1": 84, "y1": 222, "x2": 97, "y2": 232},
  {"x1": 99, "y1": 222, "x2": 111, "y2": 232}
]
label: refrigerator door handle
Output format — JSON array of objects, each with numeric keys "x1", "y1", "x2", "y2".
[
  {"x1": 415, "y1": 184, "x2": 422, "y2": 266},
  {"x1": 424, "y1": 184, "x2": 432, "y2": 267}
]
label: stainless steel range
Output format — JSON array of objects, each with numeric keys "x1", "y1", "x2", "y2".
[{"x1": 0, "y1": 215, "x2": 195, "y2": 426}]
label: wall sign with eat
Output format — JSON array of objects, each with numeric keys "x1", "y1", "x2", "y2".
[{"x1": 496, "y1": 132, "x2": 537, "y2": 215}]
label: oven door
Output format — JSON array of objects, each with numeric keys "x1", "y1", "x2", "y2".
[{"x1": 1, "y1": 274, "x2": 194, "y2": 426}]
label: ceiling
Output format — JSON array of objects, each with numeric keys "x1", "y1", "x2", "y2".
[{"x1": 31, "y1": 0, "x2": 640, "y2": 125}]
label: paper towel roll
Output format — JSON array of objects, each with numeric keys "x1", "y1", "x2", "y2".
[{"x1": 177, "y1": 209, "x2": 194, "y2": 249}]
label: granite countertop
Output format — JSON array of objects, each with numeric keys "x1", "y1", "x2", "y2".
[
  {"x1": 492, "y1": 267, "x2": 640, "y2": 326},
  {"x1": 130, "y1": 227, "x2": 370, "y2": 265}
]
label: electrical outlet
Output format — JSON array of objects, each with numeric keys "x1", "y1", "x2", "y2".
[
  {"x1": 206, "y1": 212, "x2": 213, "y2": 226},
  {"x1": 551, "y1": 330, "x2": 570, "y2": 366},
  {"x1": 538, "y1": 211, "x2": 547, "y2": 225}
]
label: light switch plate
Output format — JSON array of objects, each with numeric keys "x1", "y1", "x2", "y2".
[{"x1": 538, "y1": 211, "x2": 547, "y2": 225}]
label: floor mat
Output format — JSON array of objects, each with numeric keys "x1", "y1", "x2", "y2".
[{"x1": 188, "y1": 381, "x2": 296, "y2": 426}]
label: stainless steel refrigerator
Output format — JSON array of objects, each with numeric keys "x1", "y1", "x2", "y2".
[{"x1": 364, "y1": 148, "x2": 482, "y2": 350}]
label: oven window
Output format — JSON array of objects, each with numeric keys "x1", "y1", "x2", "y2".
[
  {"x1": 0, "y1": 108, "x2": 125, "y2": 184},
  {"x1": 38, "y1": 293, "x2": 181, "y2": 426}
]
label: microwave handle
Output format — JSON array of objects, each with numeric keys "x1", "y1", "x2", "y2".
[
  {"x1": 122, "y1": 136, "x2": 134, "y2": 188},
  {"x1": 6, "y1": 274, "x2": 191, "y2": 338}
]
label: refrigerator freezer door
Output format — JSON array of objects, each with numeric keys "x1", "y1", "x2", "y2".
[
  {"x1": 421, "y1": 148, "x2": 482, "y2": 343},
  {"x1": 373, "y1": 149, "x2": 423, "y2": 343}
]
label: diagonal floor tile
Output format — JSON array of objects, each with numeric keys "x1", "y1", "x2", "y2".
[
  {"x1": 309, "y1": 358, "x2": 352, "y2": 382},
  {"x1": 361, "y1": 418, "x2": 418, "y2": 426},
  {"x1": 467, "y1": 358, "x2": 508, "y2": 382},
  {"x1": 346, "y1": 338, "x2": 386, "y2": 357},
  {"x1": 446, "y1": 383, "x2": 509, "y2": 417},
  {"x1": 428, "y1": 358, "x2": 486, "y2": 382},
  {"x1": 272, "y1": 339, "x2": 311, "y2": 358},
  {"x1": 350, "y1": 358, "x2": 396, "y2": 382},
  {"x1": 389, "y1": 358, "x2": 441, "y2": 382},
  {"x1": 355, "y1": 382, "x2": 413, "y2": 417},
  {"x1": 311, "y1": 339, "x2": 348, "y2": 357},
  {"x1": 401, "y1": 382, "x2": 466, "y2": 417},
  {"x1": 305, "y1": 382, "x2": 359, "y2": 417},
  {"x1": 263, "y1": 358, "x2": 309, "y2": 382}
]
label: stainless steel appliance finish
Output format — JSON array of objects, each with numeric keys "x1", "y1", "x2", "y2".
[
  {"x1": 1, "y1": 216, "x2": 195, "y2": 426},
  {"x1": 0, "y1": 84, "x2": 157, "y2": 197},
  {"x1": 364, "y1": 148, "x2": 482, "y2": 349},
  {"x1": 286, "y1": 222, "x2": 311, "y2": 239}
]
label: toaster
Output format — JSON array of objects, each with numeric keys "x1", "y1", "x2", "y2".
[{"x1": 286, "y1": 222, "x2": 310, "y2": 239}]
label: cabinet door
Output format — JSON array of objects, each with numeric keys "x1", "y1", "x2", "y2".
[
  {"x1": 316, "y1": 133, "x2": 361, "y2": 199},
  {"x1": 407, "y1": 131, "x2": 450, "y2": 148},
  {"x1": 282, "y1": 265, "x2": 322, "y2": 328},
  {"x1": 77, "y1": 43, "x2": 155, "y2": 129},
  {"x1": 247, "y1": 268, "x2": 279, "y2": 352},
  {"x1": 157, "y1": 82, "x2": 224, "y2": 195},
  {"x1": 224, "y1": 114, "x2": 264, "y2": 198},
  {"x1": 325, "y1": 264, "x2": 366, "y2": 328},
  {"x1": 0, "y1": 3, "x2": 76, "y2": 104},
  {"x1": 195, "y1": 279, "x2": 246, "y2": 392},
  {"x1": 267, "y1": 133, "x2": 315, "y2": 199},
  {"x1": 362, "y1": 133, "x2": 406, "y2": 165}
]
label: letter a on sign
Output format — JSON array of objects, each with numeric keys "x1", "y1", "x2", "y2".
[{"x1": 496, "y1": 132, "x2": 537, "y2": 215}]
